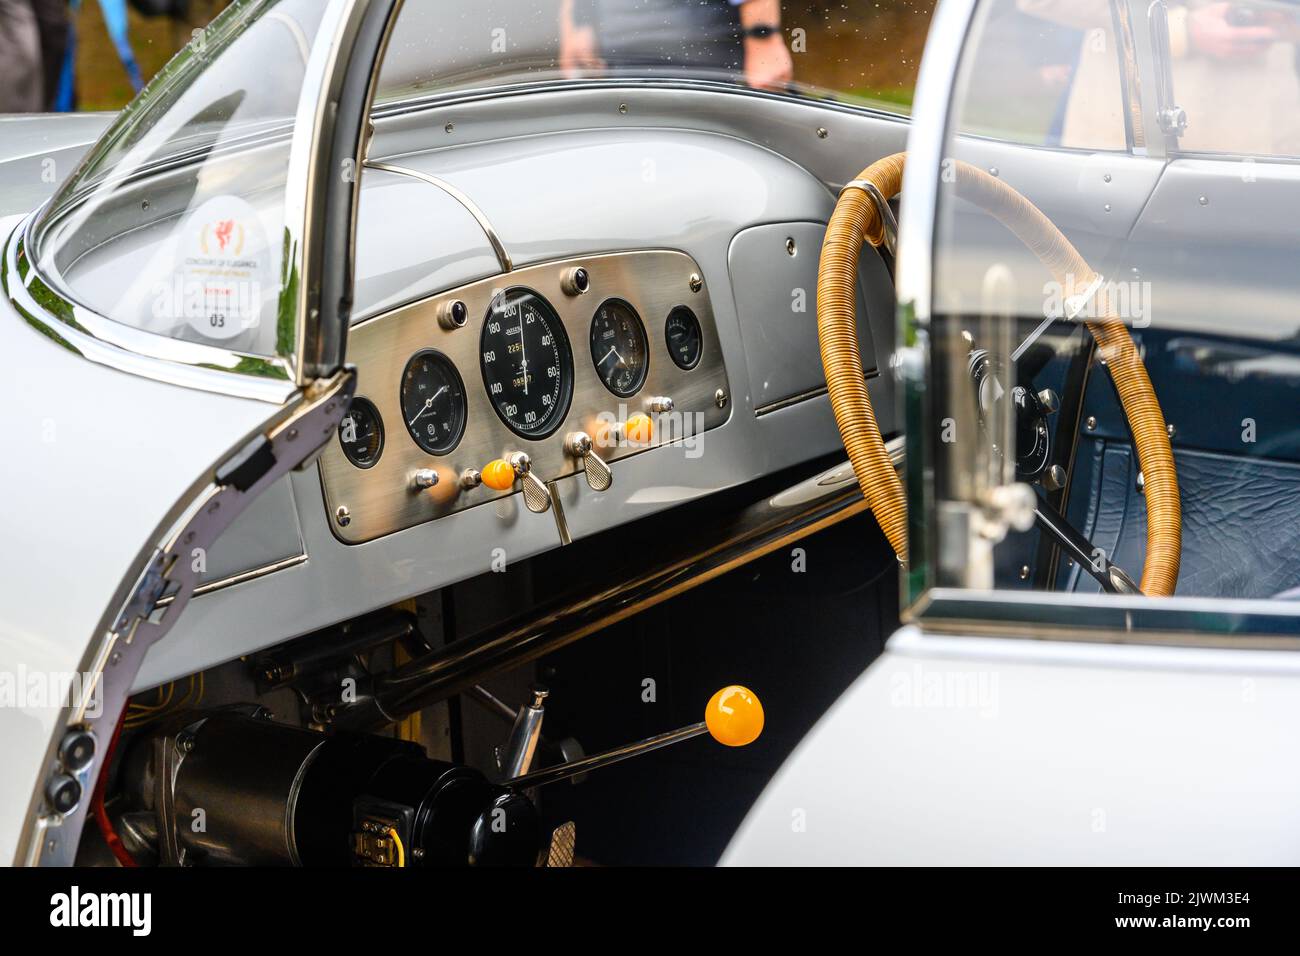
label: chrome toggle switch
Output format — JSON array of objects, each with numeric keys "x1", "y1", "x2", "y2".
[
  {"x1": 508, "y1": 452, "x2": 553, "y2": 514},
  {"x1": 565, "y1": 431, "x2": 613, "y2": 492}
]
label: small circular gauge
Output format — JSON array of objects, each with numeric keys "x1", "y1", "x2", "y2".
[
  {"x1": 338, "y1": 397, "x2": 384, "y2": 468},
  {"x1": 665, "y1": 306, "x2": 703, "y2": 370},
  {"x1": 590, "y1": 298, "x2": 649, "y2": 398},
  {"x1": 401, "y1": 350, "x2": 467, "y2": 455},
  {"x1": 480, "y1": 287, "x2": 574, "y2": 439}
]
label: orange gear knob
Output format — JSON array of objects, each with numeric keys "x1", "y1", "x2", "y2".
[
  {"x1": 705, "y1": 685, "x2": 764, "y2": 747},
  {"x1": 481, "y1": 459, "x2": 516, "y2": 491}
]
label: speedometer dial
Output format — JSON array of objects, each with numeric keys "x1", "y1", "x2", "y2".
[
  {"x1": 401, "y1": 350, "x2": 467, "y2": 455},
  {"x1": 480, "y1": 287, "x2": 573, "y2": 439},
  {"x1": 590, "y1": 298, "x2": 649, "y2": 398}
]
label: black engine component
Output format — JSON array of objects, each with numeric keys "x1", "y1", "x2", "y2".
[{"x1": 120, "y1": 710, "x2": 541, "y2": 867}]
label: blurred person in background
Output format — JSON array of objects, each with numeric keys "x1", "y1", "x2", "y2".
[
  {"x1": 560, "y1": 0, "x2": 793, "y2": 90},
  {"x1": 1, "y1": 0, "x2": 46, "y2": 112},
  {"x1": 1020, "y1": 0, "x2": 1300, "y2": 154},
  {"x1": 0, "y1": 0, "x2": 69, "y2": 112}
]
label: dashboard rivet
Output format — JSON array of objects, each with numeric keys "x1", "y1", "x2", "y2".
[
  {"x1": 444, "y1": 122, "x2": 455, "y2": 134},
  {"x1": 689, "y1": 273, "x2": 703, "y2": 293},
  {"x1": 785, "y1": 237, "x2": 797, "y2": 256},
  {"x1": 335, "y1": 505, "x2": 352, "y2": 527},
  {"x1": 1019, "y1": 565, "x2": 1031, "y2": 580},
  {"x1": 618, "y1": 103, "x2": 628, "y2": 114},
  {"x1": 714, "y1": 388, "x2": 728, "y2": 409},
  {"x1": 816, "y1": 127, "x2": 828, "y2": 139},
  {"x1": 1085, "y1": 416, "x2": 1097, "y2": 431}
]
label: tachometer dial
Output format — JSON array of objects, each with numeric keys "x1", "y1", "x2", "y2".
[
  {"x1": 480, "y1": 287, "x2": 573, "y2": 439},
  {"x1": 590, "y1": 298, "x2": 649, "y2": 398},
  {"x1": 401, "y1": 350, "x2": 467, "y2": 455},
  {"x1": 665, "y1": 305, "x2": 703, "y2": 370},
  {"x1": 338, "y1": 397, "x2": 384, "y2": 468}
]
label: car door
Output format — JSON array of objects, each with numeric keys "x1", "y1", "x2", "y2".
[
  {"x1": 724, "y1": 0, "x2": 1300, "y2": 864},
  {"x1": 0, "y1": 0, "x2": 402, "y2": 866}
]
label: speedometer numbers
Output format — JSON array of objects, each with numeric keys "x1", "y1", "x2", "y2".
[{"x1": 480, "y1": 287, "x2": 574, "y2": 439}]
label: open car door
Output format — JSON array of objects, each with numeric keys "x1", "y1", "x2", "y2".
[
  {"x1": 0, "y1": 0, "x2": 402, "y2": 866},
  {"x1": 726, "y1": 0, "x2": 1300, "y2": 864}
]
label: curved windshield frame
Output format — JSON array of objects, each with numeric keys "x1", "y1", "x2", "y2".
[
  {"x1": 899, "y1": 0, "x2": 1300, "y2": 642},
  {"x1": 10, "y1": 0, "x2": 354, "y2": 398}
]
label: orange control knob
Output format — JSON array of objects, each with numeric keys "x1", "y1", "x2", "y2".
[
  {"x1": 624, "y1": 413, "x2": 653, "y2": 445},
  {"x1": 481, "y1": 459, "x2": 516, "y2": 491},
  {"x1": 704, "y1": 685, "x2": 764, "y2": 747}
]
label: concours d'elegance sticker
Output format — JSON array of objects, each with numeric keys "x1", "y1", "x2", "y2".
[{"x1": 176, "y1": 195, "x2": 271, "y2": 341}]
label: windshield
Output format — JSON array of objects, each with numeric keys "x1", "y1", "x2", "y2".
[
  {"x1": 28, "y1": 0, "x2": 330, "y2": 361},
  {"x1": 376, "y1": 1, "x2": 935, "y2": 114},
  {"x1": 915, "y1": 0, "x2": 1300, "y2": 635}
]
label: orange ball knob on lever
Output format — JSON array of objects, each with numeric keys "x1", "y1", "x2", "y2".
[
  {"x1": 705, "y1": 685, "x2": 764, "y2": 747},
  {"x1": 481, "y1": 458, "x2": 516, "y2": 491}
]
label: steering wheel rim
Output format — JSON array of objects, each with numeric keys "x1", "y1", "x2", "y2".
[{"x1": 818, "y1": 152, "x2": 1181, "y2": 597}]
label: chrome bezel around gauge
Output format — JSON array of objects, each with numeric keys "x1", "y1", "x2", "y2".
[
  {"x1": 338, "y1": 396, "x2": 385, "y2": 469},
  {"x1": 590, "y1": 297, "x2": 650, "y2": 398},
  {"x1": 479, "y1": 286, "x2": 575, "y2": 440},
  {"x1": 665, "y1": 305, "x2": 704, "y2": 371},
  {"x1": 400, "y1": 348, "x2": 468, "y2": 456}
]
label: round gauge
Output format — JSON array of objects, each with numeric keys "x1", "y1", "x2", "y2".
[
  {"x1": 400, "y1": 350, "x2": 467, "y2": 455},
  {"x1": 590, "y1": 298, "x2": 649, "y2": 398},
  {"x1": 480, "y1": 287, "x2": 574, "y2": 439},
  {"x1": 338, "y1": 397, "x2": 384, "y2": 468},
  {"x1": 665, "y1": 306, "x2": 703, "y2": 370}
]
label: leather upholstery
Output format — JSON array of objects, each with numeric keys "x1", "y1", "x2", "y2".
[{"x1": 1061, "y1": 439, "x2": 1300, "y2": 599}]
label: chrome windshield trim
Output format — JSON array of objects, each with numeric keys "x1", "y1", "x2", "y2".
[
  {"x1": 373, "y1": 75, "x2": 917, "y2": 125},
  {"x1": 366, "y1": 160, "x2": 512, "y2": 271},
  {"x1": 3, "y1": 214, "x2": 297, "y2": 403}
]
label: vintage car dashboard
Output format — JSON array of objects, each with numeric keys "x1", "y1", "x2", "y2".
[
  {"x1": 119, "y1": 89, "x2": 908, "y2": 688},
  {"x1": 321, "y1": 249, "x2": 729, "y2": 543}
]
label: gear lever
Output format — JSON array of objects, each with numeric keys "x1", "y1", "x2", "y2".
[{"x1": 506, "y1": 685, "x2": 764, "y2": 790}]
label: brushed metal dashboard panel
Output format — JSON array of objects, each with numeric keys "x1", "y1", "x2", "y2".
[{"x1": 319, "y1": 249, "x2": 729, "y2": 543}]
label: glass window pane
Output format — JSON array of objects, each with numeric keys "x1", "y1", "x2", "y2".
[
  {"x1": 29, "y1": 0, "x2": 329, "y2": 359},
  {"x1": 377, "y1": 1, "x2": 936, "y2": 116},
  {"x1": 954, "y1": 0, "x2": 1127, "y2": 149},
  {"x1": 924, "y1": 0, "x2": 1300, "y2": 628},
  {"x1": 1166, "y1": 0, "x2": 1300, "y2": 157}
]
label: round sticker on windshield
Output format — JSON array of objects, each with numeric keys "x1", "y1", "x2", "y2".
[{"x1": 177, "y1": 196, "x2": 270, "y2": 341}]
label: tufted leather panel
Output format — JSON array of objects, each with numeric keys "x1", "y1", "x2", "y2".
[{"x1": 1061, "y1": 439, "x2": 1300, "y2": 599}]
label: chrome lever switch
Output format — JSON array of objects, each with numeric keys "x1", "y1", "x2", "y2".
[{"x1": 565, "y1": 431, "x2": 612, "y2": 492}]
